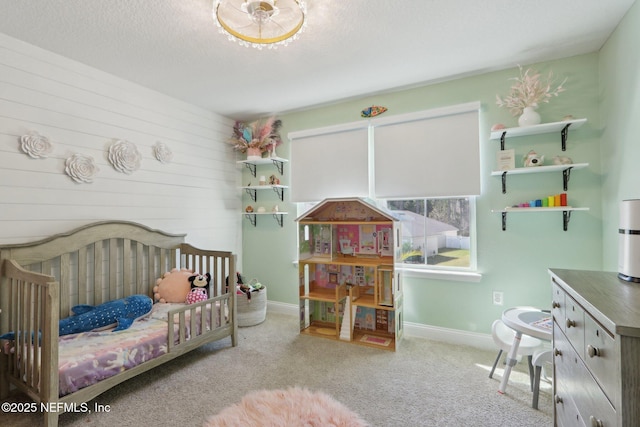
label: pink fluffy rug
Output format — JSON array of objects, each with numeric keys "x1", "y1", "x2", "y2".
[{"x1": 204, "y1": 387, "x2": 368, "y2": 427}]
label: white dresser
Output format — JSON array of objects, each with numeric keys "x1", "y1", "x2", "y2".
[{"x1": 549, "y1": 269, "x2": 640, "y2": 427}]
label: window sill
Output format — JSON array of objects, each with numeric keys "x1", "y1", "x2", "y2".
[{"x1": 399, "y1": 267, "x2": 482, "y2": 283}]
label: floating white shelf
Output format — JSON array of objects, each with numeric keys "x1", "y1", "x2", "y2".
[
  {"x1": 491, "y1": 163, "x2": 589, "y2": 193},
  {"x1": 237, "y1": 156, "x2": 288, "y2": 176},
  {"x1": 490, "y1": 118, "x2": 587, "y2": 151},
  {"x1": 490, "y1": 163, "x2": 589, "y2": 176},
  {"x1": 490, "y1": 118, "x2": 587, "y2": 140},
  {"x1": 240, "y1": 184, "x2": 288, "y2": 201},
  {"x1": 243, "y1": 212, "x2": 289, "y2": 227},
  {"x1": 491, "y1": 207, "x2": 590, "y2": 231}
]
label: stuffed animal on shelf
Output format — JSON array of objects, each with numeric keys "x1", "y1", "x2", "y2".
[
  {"x1": 186, "y1": 273, "x2": 211, "y2": 304},
  {"x1": 153, "y1": 268, "x2": 193, "y2": 303},
  {"x1": 523, "y1": 149, "x2": 545, "y2": 167}
]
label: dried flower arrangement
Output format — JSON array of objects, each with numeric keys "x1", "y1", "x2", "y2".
[
  {"x1": 496, "y1": 66, "x2": 567, "y2": 116},
  {"x1": 229, "y1": 117, "x2": 283, "y2": 154}
]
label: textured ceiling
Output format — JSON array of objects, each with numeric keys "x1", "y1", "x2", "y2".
[{"x1": 0, "y1": 0, "x2": 635, "y2": 120}]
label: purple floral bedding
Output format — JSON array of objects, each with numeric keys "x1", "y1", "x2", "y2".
[{"x1": 58, "y1": 303, "x2": 216, "y2": 397}]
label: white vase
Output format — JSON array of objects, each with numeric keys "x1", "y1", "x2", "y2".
[{"x1": 518, "y1": 106, "x2": 541, "y2": 127}]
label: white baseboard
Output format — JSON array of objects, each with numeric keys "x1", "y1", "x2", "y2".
[{"x1": 266, "y1": 301, "x2": 494, "y2": 351}]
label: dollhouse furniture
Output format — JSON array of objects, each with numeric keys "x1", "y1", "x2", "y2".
[
  {"x1": 296, "y1": 198, "x2": 403, "y2": 351},
  {"x1": 0, "y1": 221, "x2": 237, "y2": 427}
]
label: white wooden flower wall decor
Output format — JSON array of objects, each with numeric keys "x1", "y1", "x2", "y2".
[
  {"x1": 65, "y1": 153, "x2": 99, "y2": 183},
  {"x1": 20, "y1": 132, "x2": 54, "y2": 158},
  {"x1": 153, "y1": 141, "x2": 173, "y2": 164},
  {"x1": 108, "y1": 139, "x2": 141, "y2": 174}
]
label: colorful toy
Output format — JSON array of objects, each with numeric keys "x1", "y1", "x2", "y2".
[
  {"x1": 361, "y1": 105, "x2": 387, "y2": 118},
  {"x1": 186, "y1": 273, "x2": 210, "y2": 304}
]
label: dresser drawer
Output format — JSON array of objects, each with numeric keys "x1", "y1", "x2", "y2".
[
  {"x1": 554, "y1": 323, "x2": 616, "y2": 427},
  {"x1": 551, "y1": 280, "x2": 566, "y2": 331},
  {"x1": 555, "y1": 381, "x2": 584, "y2": 427},
  {"x1": 584, "y1": 314, "x2": 618, "y2": 405},
  {"x1": 564, "y1": 294, "x2": 585, "y2": 358}
]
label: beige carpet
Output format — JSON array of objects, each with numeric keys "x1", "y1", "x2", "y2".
[
  {"x1": 204, "y1": 387, "x2": 368, "y2": 427},
  {"x1": 0, "y1": 312, "x2": 552, "y2": 426}
]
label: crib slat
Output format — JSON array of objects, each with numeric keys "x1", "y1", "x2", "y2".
[
  {"x1": 109, "y1": 238, "x2": 118, "y2": 300},
  {"x1": 123, "y1": 239, "x2": 132, "y2": 296},
  {"x1": 148, "y1": 245, "x2": 156, "y2": 292},
  {"x1": 59, "y1": 253, "x2": 71, "y2": 317},
  {"x1": 94, "y1": 241, "x2": 104, "y2": 305},
  {"x1": 24, "y1": 283, "x2": 33, "y2": 388},
  {"x1": 78, "y1": 246, "x2": 88, "y2": 305},
  {"x1": 136, "y1": 242, "x2": 144, "y2": 295},
  {"x1": 33, "y1": 284, "x2": 42, "y2": 392}
]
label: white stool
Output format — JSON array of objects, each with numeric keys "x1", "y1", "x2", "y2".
[{"x1": 489, "y1": 319, "x2": 544, "y2": 390}]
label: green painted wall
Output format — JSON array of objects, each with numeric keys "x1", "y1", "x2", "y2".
[
  {"x1": 599, "y1": 1, "x2": 640, "y2": 271},
  {"x1": 240, "y1": 1, "x2": 639, "y2": 335}
]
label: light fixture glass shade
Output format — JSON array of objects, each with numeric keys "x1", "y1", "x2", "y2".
[{"x1": 213, "y1": 0, "x2": 307, "y2": 49}]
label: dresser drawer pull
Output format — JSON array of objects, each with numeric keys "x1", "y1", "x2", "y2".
[
  {"x1": 566, "y1": 318, "x2": 576, "y2": 328},
  {"x1": 552, "y1": 301, "x2": 560, "y2": 309},
  {"x1": 587, "y1": 344, "x2": 601, "y2": 358},
  {"x1": 554, "y1": 348, "x2": 562, "y2": 357},
  {"x1": 589, "y1": 415, "x2": 604, "y2": 427}
]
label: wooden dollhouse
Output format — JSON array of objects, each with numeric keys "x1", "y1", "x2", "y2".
[{"x1": 296, "y1": 197, "x2": 403, "y2": 351}]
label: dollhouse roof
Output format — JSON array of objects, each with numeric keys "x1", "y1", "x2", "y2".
[{"x1": 296, "y1": 198, "x2": 399, "y2": 222}]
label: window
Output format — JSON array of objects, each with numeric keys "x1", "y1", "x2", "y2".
[
  {"x1": 385, "y1": 197, "x2": 474, "y2": 268},
  {"x1": 291, "y1": 102, "x2": 482, "y2": 281}
]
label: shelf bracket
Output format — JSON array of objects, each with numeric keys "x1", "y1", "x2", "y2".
[
  {"x1": 244, "y1": 213, "x2": 256, "y2": 227},
  {"x1": 561, "y1": 123, "x2": 571, "y2": 151},
  {"x1": 501, "y1": 212, "x2": 507, "y2": 231},
  {"x1": 244, "y1": 188, "x2": 257, "y2": 202},
  {"x1": 563, "y1": 210, "x2": 571, "y2": 231},
  {"x1": 271, "y1": 159, "x2": 284, "y2": 175},
  {"x1": 244, "y1": 162, "x2": 257, "y2": 177},
  {"x1": 273, "y1": 213, "x2": 284, "y2": 227},
  {"x1": 500, "y1": 131, "x2": 507, "y2": 151},
  {"x1": 562, "y1": 167, "x2": 573, "y2": 191},
  {"x1": 501, "y1": 171, "x2": 508, "y2": 194},
  {"x1": 272, "y1": 186, "x2": 284, "y2": 201}
]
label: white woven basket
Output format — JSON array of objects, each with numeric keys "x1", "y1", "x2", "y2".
[{"x1": 237, "y1": 286, "x2": 267, "y2": 327}]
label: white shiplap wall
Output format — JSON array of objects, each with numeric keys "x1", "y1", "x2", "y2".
[{"x1": 0, "y1": 34, "x2": 241, "y2": 259}]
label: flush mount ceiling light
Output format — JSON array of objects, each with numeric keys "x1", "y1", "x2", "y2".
[{"x1": 213, "y1": 0, "x2": 307, "y2": 49}]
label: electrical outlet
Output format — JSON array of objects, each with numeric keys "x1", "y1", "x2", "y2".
[{"x1": 493, "y1": 291, "x2": 504, "y2": 306}]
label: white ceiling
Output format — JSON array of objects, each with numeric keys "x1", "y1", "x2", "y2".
[{"x1": 0, "y1": 0, "x2": 635, "y2": 120}]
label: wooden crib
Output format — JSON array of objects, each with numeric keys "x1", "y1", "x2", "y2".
[{"x1": 0, "y1": 221, "x2": 237, "y2": 427}]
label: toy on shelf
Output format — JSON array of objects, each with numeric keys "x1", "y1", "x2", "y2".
[
  {"x1": 523, "y1": 149, "x2": 544, "y2": 167},
  {"x1": 552, "y1": 155, "x2": 573, "y2": 165},
  {"x1": 512, "y1": 193, "x2": 568, "y2": 208}
]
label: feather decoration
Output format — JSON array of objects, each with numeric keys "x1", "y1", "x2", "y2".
[
  {"x1": 258, "y1": 116, "x2": 276, "y2": 142},
  {"x1": 227, "y1": 116, "x2": 283, "y2": 154},
  {"x1": 242, "y1": 127, "x2": 253, "y2": 143}
]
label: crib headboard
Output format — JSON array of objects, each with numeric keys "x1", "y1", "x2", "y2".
[{"x1": 0, "y1": 221, "x2": 234, "y2": 331}]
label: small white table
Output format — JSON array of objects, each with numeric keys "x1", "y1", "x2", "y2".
[{"x1": 498, "y1": 307, "x2": 552, "y2": 394}]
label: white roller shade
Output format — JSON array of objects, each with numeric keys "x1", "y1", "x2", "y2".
[
  {"x1": 373, "y1": 103, "x2": 480, "y2": 198},
  {"x1": 289, "y1": 123, "x2": 369, "y2": 203}
]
